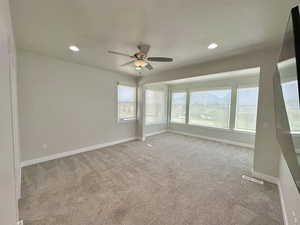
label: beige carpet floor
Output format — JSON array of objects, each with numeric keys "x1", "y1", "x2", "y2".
[{"x1": 20, "y1": 133, "x2": 283, "y2": 225}]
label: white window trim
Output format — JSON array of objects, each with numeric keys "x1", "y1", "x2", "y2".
[
  {"x1": 187, "y1": 123, "x2": 231, "y2": 131},
  {"x1": 144, "y1": 89, "x2": 167, "y2": 126},
  {"x1": 169, "y1": 121, "x2": 186, "y2": 124},
  {"x1": 170, "y1": 91, "x2": 188, "y2": 125},
  {"x1": 188, "y1": 86, "x2": 232, "y2": 92},
  {"x1": 233, "y1": 128, "x2": 256, "y2": 134},
  {"x1": 117, "y1": 83, "x2": 137, "y2": 123},
  {"x1": 188, "y1": 88, "x2": 232, "y2": 129},
  {"x1": 234, "y1": 86, "x2": 259, "y2": 132}
]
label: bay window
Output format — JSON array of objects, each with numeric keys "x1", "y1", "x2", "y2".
[
  {"x1": 145, "y1": 89, "x2": 166, "y2": 125},
  {"x1": 235, "y1": 87, "x2": 259, "y2": 131},
  {"x1": 117, "y1": 85, "x2": 136, "y2": 121},
  {"x1": 281, "y1": 80, "x2": 300, "y2": 132},
  {"x1": 189, "y1": 89, "x2": 231, "y2": 128},
  {"x1": 171, "y1": 92, "x2": 187, "y2": 123}
]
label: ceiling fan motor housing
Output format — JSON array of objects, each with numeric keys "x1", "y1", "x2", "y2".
[
  {"x1": 108, "y1": 44, "x2": 173, "y2": 71},
  {"x1": 134, "y1": 52, "x2": 146, "y2": 60}
]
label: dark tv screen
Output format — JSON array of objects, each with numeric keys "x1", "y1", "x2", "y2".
[{"x1": 275, "y1": 6, "x2": 300, "y2": 191}]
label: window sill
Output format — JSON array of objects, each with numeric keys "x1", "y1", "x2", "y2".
[
  {"x1": 187, "y1": 123, "x2": 231, "y2": 131},
  {"x1": 169, "y1": 123, "x2": 256, "y2": 135},
  {"x1": 170, "y1": 121, "x2": 186, "y2": 125},
  {"x1": 118, "y1": 118, "x2": 137, "y2": 123},
  {"x1": 145, "y1": 122, "x2": 167, "y2": 126},
  {"x1": 233, "y1": 129, "x2": 256, "y2": 135}
]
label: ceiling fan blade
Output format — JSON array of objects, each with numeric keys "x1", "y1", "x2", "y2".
[
  {"x1": 145, "y1": 63, "x2": 153, "y2": 70},
  {"x1": 120, "y1": 60, "x2": 135, "y2": 67},
  {"x1": 108, "y1": 50, "x2": 133, "y2": 58},
  {"x1": 138, "y1": 44, "x2": 150, "y2": 55},
  {"x1": 147, "y1": 57, "x2": 173, "y2": 62}
]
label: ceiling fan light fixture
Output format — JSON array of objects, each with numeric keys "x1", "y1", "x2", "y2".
[
  {"x1": 108, "y1": 44, "x2": 174, "y2": 72},
  {"x1": 208, "y1": 43, "x2": 218, "y2": 49},
  {"x1": 69, "y1": 45, "x2": 80, "y2": 52},
  {"x1": 134, "y1": 60, "x2": 147, "y2": 67}
]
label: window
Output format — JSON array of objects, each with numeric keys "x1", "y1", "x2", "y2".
[
  {"x1": 117, "y1": 85, "x2": 136, "y2": 121},
  {"x1": 189, "y1": 89, "x2": 231, "y2": 128},
  {"x1": 235, "y1": 87, "x2": 259, "y2": 131},
  {"x1": 281, "y1": 80, "x2": 300, "y2": 132},
  {"x1": 171, "y1": 92, "x2": 187, "y2": 123},
  {"x1": 145, "y1": 89, "x2": 166, "y2": 125}
]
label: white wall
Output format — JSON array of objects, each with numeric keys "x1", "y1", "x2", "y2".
[
  {"x1": 0, "y1": 0, "x2": 18, "y2": 223},
  {"x1": 18, "y1": 50, "x2": 137, "y2": 162},
  {"x1": 279, "y1": 155, "x2": 300, "y2": 225}
]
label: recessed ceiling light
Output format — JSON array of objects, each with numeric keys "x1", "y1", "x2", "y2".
[
  {"x1": 69, "y1": 45, "x2": 80, "y2": 52},
  {"x1": 208, "y1": 43, "x2": 218, "y2": 49}
]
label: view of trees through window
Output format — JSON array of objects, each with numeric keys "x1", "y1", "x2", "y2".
[
  {"x1": 117, "y1": 85, "x2": 136, "y2": 120},
  {"x1": 145, "y1": 90, "x2": 166, "y2": 124},
  {"x1": 235, "y1": 87, "x2": 259, "y2": 131},
  {"x1": 171, "y1": 92, "x2": 186, "y2": 123},
  {"x1": 189, "y1": 89, "x2": 231, "y2": 128},
  {"x1": 282, "y1": 80, "x2": 300, "y2": 132}
]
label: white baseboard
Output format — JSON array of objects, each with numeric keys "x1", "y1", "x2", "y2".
[
  {"x1": 17, "y1": 167, "x2": 21, "y2": 200},
  {"x1": 278, "y1": 181, "x2": 289, "y2": 225},
  {"x1": 20, "y1": 137, "x2": 138, "y2": 168},
  {"x1": 137, "y1": 137, "x2": 146, "y2": 141},
  {"x1": 145, "y1": 130, "x2": 167, "y2": 138},
  {"x1": 168, "y1": 129, "x2": 254, "y2": 149},
  {"x1": 251, "y1": 169, "x2": 279, "y2": 184},
  {"x1": 251, "y1": 170, "x2": 289, "y2": 225}
]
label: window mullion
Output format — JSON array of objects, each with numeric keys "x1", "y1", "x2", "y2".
[
  {"x1": 186, "y1": 90, "x2": 190, "y2": 124},
  {"x1": 229, "y1": 85, "x2": 237, "y2": 130}
]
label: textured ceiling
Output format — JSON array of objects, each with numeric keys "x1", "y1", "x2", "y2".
[{"x1": 10, "y1": 0, "x2": 295, "y2": 76}]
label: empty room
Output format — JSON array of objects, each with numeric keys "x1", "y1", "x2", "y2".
[{"x1": 1, "y1": 0, "x2": 300, "y2": 225}]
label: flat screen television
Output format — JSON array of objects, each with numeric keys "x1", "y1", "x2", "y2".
[{"x1": 275, "y1": 6, "x2": 300, "y2": 191}]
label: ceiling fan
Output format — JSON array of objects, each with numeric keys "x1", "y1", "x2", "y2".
[{"x1": 108, "y1": 44, "x2": 173, "y2": 71}]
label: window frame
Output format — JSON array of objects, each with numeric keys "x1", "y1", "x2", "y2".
[
  {"x1": 117, "y1": 83, "x2": 137, "y2": 122},
  {"x1": 170, "y1": 91, "x2": 188, "y2": 124},
  {"x1": 281, "y1": 80, "x2": 300, "y2": 133},
  {"x1": 188, "y1": 87, "x2": 232, "y2": 129},
  {"x1": 144, "y1": 88, "x2": 167, "y2": 126},
  {"x1": 234, "y1": 85, "x2": 259, "y2": 132}
]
